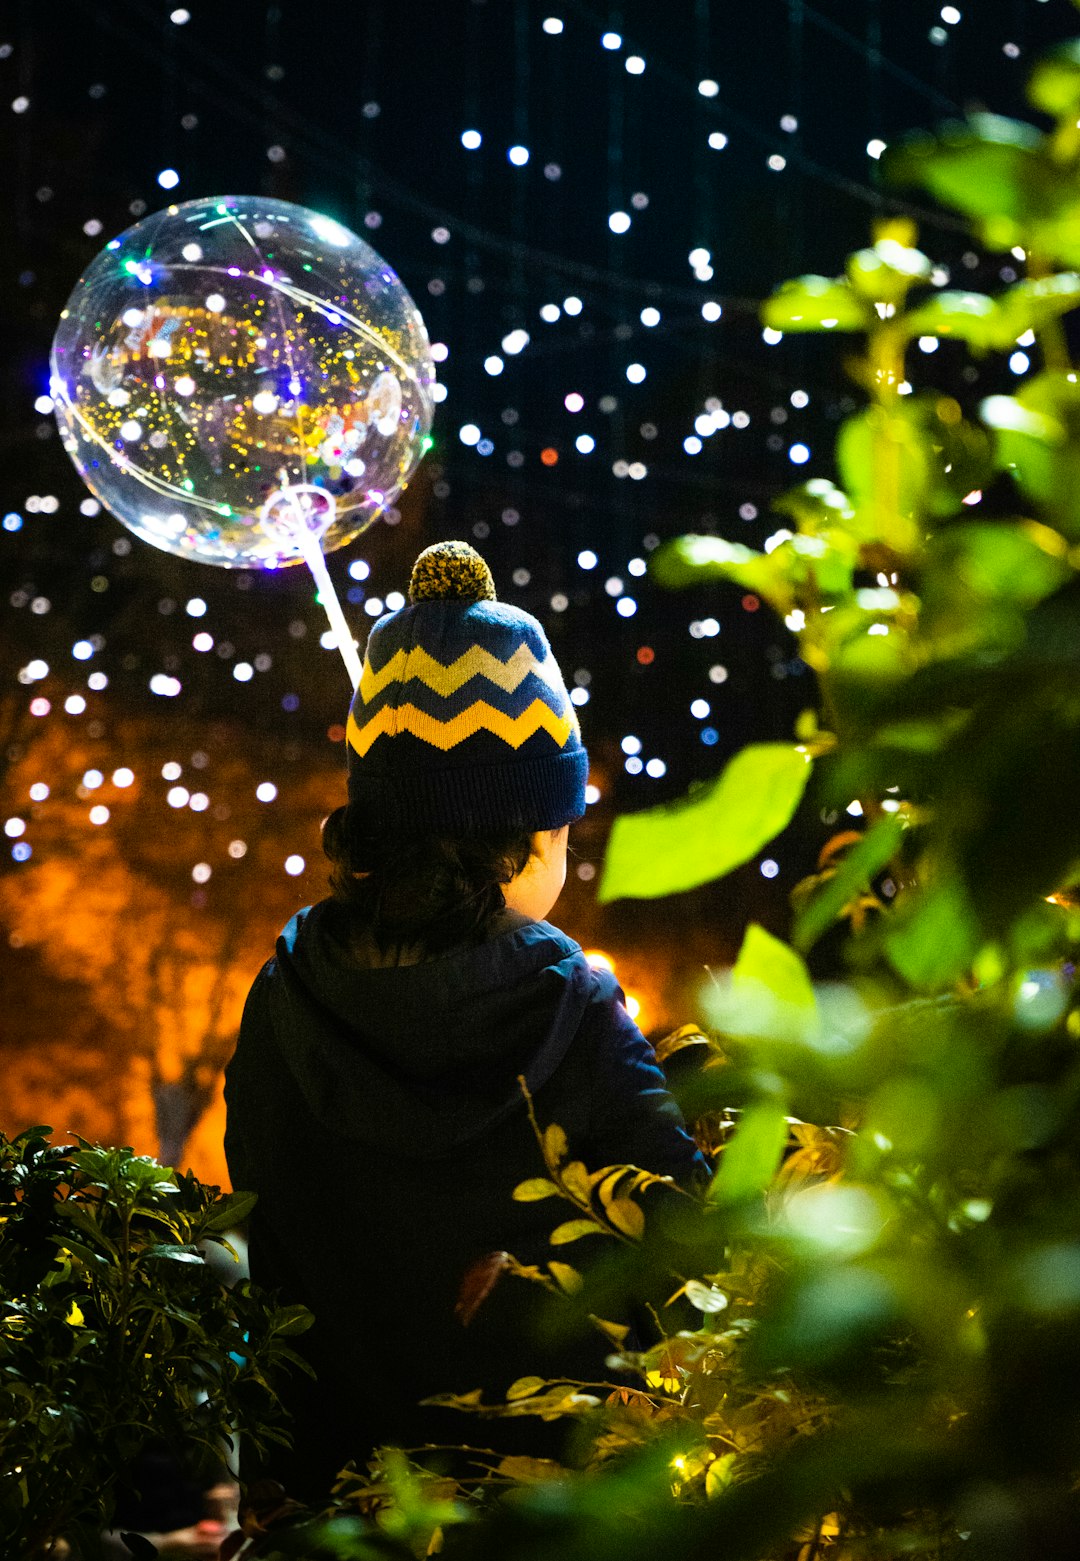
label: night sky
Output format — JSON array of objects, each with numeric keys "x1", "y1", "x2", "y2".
[{"x1": 1, "y1": 0, "x2": 1075, "y2": 1120}]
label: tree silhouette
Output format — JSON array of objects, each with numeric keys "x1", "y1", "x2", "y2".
[{"x1": 0, "y1": 704, "x2": 343, "y2": 1180}]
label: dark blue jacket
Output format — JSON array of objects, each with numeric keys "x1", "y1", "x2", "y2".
[{"x1": 224, "y1": 901, "x2": 705, "y2": 1498}]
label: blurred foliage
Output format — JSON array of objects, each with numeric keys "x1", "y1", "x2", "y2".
[
  {"x1": 142, "y1": 18, "x2": 1080, "y2": 1561},
  {"x1": 0, "y1": 1126, "x2": 311, "y2": 1557}
]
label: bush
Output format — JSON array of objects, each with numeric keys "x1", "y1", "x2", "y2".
[{"x1": 0, "y1": 1126, "x2": 311, "y2": 1557}]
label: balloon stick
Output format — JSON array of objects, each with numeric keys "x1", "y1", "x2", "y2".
[{"x1": 279, "y1": 488, "x2": 364, "y2": 690}]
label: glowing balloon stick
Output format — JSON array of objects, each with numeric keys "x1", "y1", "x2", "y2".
[{"x1": 262, "y1": 484, "x2": 364, "y2": 690}]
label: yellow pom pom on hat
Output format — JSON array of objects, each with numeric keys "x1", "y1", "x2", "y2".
[
  {"x1": 346, "y1": 541, "x2": 587, "y2": 833},
  {"x1": 409, "y1": 540, "x2": 496, "y2": 603}
]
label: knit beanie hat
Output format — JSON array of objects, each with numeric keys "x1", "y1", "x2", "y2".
[{"x1": 345, "y1": 540, "x2": 588, "y2": 834}]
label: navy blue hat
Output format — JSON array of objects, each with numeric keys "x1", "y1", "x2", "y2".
[{"x1": 346, "y1": 541, "x2": 588, "y2": 833}]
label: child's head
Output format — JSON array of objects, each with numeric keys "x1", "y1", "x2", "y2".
[
  {"x1": 322, "y1": 811, "x2": 568, "y2": 953},
  {"x1": 327, "y1": 541, "x2": 586, "y2": 951}
]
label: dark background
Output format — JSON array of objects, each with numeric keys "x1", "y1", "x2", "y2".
[{"x1": 0, "y1": 0, "x2": 1073, "y2": 1169}]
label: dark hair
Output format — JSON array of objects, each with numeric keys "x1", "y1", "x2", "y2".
[{"x1": 322, "y1": 803, "x2": 533, "y2": 956}]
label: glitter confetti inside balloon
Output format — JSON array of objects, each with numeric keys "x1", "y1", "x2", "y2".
[{"x1": 50, "y1": 196, "x2": 436, "y2": 570}]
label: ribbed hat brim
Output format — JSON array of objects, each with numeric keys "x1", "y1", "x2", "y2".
[{"x1": 347, "y1": 747, "x2": 588, "y2": 834}]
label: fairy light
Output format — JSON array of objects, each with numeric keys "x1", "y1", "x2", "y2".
[{"x1": 5, "y1": 5, "x2": 1042, "y2": 1005}]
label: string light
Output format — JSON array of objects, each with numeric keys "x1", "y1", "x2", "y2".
[{"x1": 4, "y1": 0, "x2": 1051, "y2": 1034}]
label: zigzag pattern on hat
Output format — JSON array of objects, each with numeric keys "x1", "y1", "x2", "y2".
[
  {"x1": 346, "y1": 698, "x2": 578, "y2": 758},
  {"x1": 358, "y1": 642, "x2": 566, "y2": 704}
]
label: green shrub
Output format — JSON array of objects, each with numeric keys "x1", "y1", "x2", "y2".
[{"x1": 0, "y1": 1126, "x2": 311, "y2": 1557}]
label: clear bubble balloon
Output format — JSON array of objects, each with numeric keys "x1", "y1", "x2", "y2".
[{"x1": 51, "y1": 196, "x2": 436, "y2": 569}]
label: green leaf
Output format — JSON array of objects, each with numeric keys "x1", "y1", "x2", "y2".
[
  {"x1": 650, "y1": 534, "x2": 794, "y2": 614},
  {"x1": 549, "y1": 1219, "x2": 605, "y2": 1245},
  {"x1": 1028, "y1": 40, "x2": 1080, "y2": 118},
  {"x1": 559, "y1": 1161, "x2": 591, "y2": 1202},
  {"x1": 846, "y1": 239, "x2": 933, "y2": 305},
  {"x1": 496, "y1": 1454, "x2": 568, "y2": 1482},
  {"x1": 986, "y1": 373, "x2": 1080, "y2": 534},
  {"x1": 760, "y1": 274, "x2": 870, "y2": 333},
  {"x1": 598, "y1": 744, "x2": 812, "y2": 902},
  {"x1": 605, "y1": 1198, "x2": 645, "y2": 1239},
  {"x1": 203, "y1": 1189, "x2": 257, "y2": 1231},
  {"x1": 903, "y1": 291, "x2": 1002, "y2": 350},
  {"x1": 898, "y1": 393, "x2": 995, "y2": 519},
  {"x1": 884, "y1": 877, "x2": 982, "y2": 990},
  {"x1": 996, "y1": 273, "x2": 1080, "y2": 342},
  {"x1": 512, "y1": 1178, "x2": 562, "y2": 1202},
  {"x1": 547, "y1": 1261, "x2": 583, "y2": 1293},
  {"x1": 706, "y1": 923, "x2": 820, "y2": 1047},
  {"x1": 772, "y1": 477, "x2": 855, "y2": 532},
  {"x1": 980, "y1": 392, "x2": 1064, "y2": 511},
  {"x1": 56, "y1": 1204, "x2": 120, "y2": 1260},
  {"x1": 709, "y1": 1103, "x2": 790, "y2": 1204},
  {"x1": 272, "y1": 1304, "x2": 314, "y2": 1337},
  {"x1": 542, "y1": 1123, "x2": 568, "y2": 1165},
  {"x1": 924, "y1": 522, "x2": 1071, "y2": 625},
  {"x1": 882, "y1": 114, "x2": 1051, "y2": 251},
  {"x1": 13, "y1": 1125, "x2": 54, "y2": 1144},
  {"x1": 793, "y1": 816, "x2": 906, "y2": 953},
  {"x1": 506, "y1": 1376, "x2": 547, "y2": 1400},
  {"x1": 141, "y1": 1244, "x2": 204, "y2": 1264},
  {"x1": 49, "y1": 1234, "x2": 109, "y2": 1270},
  {"x1": 835, "y1": 406, "x2": 927, "y2": 552}
]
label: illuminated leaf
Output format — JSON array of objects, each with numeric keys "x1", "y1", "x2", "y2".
[
  {"x1": 709, "y1": 1103, "x2": 790, "y2": 1205},
  {"x1": 559, "y1": 1161, "x2": 591, "y2": 1202},
  {"x1": 793, "y1": 816, "x2": 906, "y2": 952},
  {"x1": 598, "y1": 744, "x2": 812, "y2": 903},
  {"x1": 846, "y1": 240, "x2": 932, "y2": 305},
  {"x1": 542, "y1": 1123, "x2": 568, "y2": 1165},
  {"x1": 684, "y1": 1280, "x2": 729, "y2": 1314},
  {"x1": 904, "y1": 290, "x2": 1001, "y2": 349},
  {"x1": 203, "y1": 1189, "x2": 257, "y2": 1231},
  {"x1": 605, "y1": 1198, "x2": 645, "y2": 1239},
  {"x1": 592, "y1": 1317, "x2": 631, "y2": 1344},
  {"x1": 996, "y1": 273, "x2": 1080, "y2": 341},
  {"x1": 707, "y1": 923, "x2": 820, "y2": 1047},
  {"x1": 548, "y1": 1262, "x2": 583, "y2": 1293},
  {"x1": 141, "y1": 1243, "x2": 204, "y2": 1265},
  {"x1": 705, "y1": 1452, "x2": 738, "y2": 1496},
  {"x1": 496, "y1": 1455, "x2": 567, "y2": 1482},
  {"x1": 882, "y1": 114, "x2": 1051, "y2": 252},
  {"x1": 506, "y1": 1376, "x2": 547, "y2": 1401},
  {"x1": 1028, "y1": 40, "x2": 1080, "y2": 118},
  {"x1": 271, "y1": 1304, "x2": 315, "y2": 1337},
  {"x1": 550, "y1": 1219, "x2": 605, "y2": 1245},
  {"x1": 835, "y1": 405, "x2": 928, "y2": 552},
  {"x1": 760, "y1": 274, "x2": 870, "y2": 333},
  {"x1": 512, "y1": 1178, "x2": 561, "y2": 1202},
  {"x1": 772, "y1": 477, "x2": 855, "y2": 531},
  {"x1": 980, "y1": 393, "x2": 1064, "y2": 511},
  {"x1": 650, "y1": 534, "x2": 795, "y2": 614},
  {"x1": 885, "y1": 877, "x2": 982, "y2": 990},
  {"x1": 593, "y1": 1168, "x2": 628, "y2": 1204}
]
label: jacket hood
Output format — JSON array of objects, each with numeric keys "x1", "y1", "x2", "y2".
[{"x1": 260, "y1": 899, "x2": 602, "y2": 1157}]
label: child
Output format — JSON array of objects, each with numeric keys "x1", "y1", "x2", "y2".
[{"x1": 224, "y1": 541, "x2": 706, "y2": 1502}]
